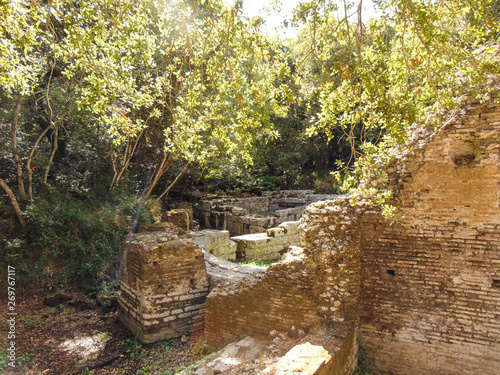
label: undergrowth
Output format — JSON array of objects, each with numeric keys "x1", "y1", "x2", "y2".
[
  {"x1": 0, "y1": 187, "x2": 154, "y2": 291},
  {"x1": 354, "y1": 341, "x2": 373, "y2": 375}
]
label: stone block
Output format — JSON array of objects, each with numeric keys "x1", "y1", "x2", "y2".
[
  {"x1": 263, "y1": 342, "x2": 332, "y2": 374},
  {"x1": 189, "y1": 230, "x2": 231, "y2": 249},
  {"x1": 231, "y1": 223, "x2": 300, "y2": 261},
  {"x1": 163, "y1": 209, "x2": 191, "y2": 231},
  {"x1": 177, "y1": 201, "x2": 194, "y2": 227},
  {"x1": 267, "y1": 227, "x2": 285, "y2": 238},
  {"x1": 188, "y1": 230, "x2": 237, "y2": 260},
  {"x1": 279, "y1": 221, "x2": 300, "y2": 236}
]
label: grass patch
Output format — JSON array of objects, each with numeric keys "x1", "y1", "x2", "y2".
[{"x1": 238, "y1": 259, "x2": 278, "y2": 267}]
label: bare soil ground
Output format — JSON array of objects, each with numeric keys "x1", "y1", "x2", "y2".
[{"x1": 0, "y1": 291, "x2": 206, "y2": 375}]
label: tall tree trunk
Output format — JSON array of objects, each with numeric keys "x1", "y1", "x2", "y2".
[
  {"x1": 0, "y1": 178, "x2": 27, "y2": 229},
  {"x1": 42, "y1": 124, "x2": 58, "y2": 184},
  {"x1": 27, "y1": 121, "x2": 54, "y2": 200},
  {"x1": 11, "y1": 98, "x2": 26, "y2": 197}
]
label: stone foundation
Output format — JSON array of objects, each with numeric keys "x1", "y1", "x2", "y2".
[
  {"x1": 188, "y1": 230, "x2": 237, "y2": 261},
  {"x1": 204, "y1": 247, "x2": 324, "y2": 347},
  {"x1": 231, "y1": 221, "x2": 300, "y2": 261},
  {"x1": 118, "y1": 231, "x2": 209, "y2": 343},
  {"x1": 196, "y1": 191, "x2": 339, "y2": 236}
]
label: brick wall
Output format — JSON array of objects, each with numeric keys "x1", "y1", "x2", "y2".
[
  {"x1": 118, "y1": 232, "x2": 209, "y2": 343},
  {"x1": 204, "y1": 248, "x2": 322, "y2": 347},
  {"x1": 357, "y1": 100, "x2": 500, "y2": 374}
]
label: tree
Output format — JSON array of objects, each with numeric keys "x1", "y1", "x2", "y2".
[
  {"x1": 1, "y1": 0, "x2": 58, "y2": 225},
  {"x1": 0, "y1": 0, "x2": 290, "y2": 287},
  {"x1": 289, "y1": 0, "x2": 500, "y2": 201},
  {"x1": 58, "y1": 0, "x2": 289, "y2": 202},
  {"x1": 1, "y1": 0, "x2": 289, "y2": 223}
]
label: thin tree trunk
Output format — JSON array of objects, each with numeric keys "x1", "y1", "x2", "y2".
[
  {"x1": 139, "y1": 149, "x2": 174, "y2": 204},
  {"x1": 152, "y1": 160, "x2": 190, "y2": 205},
  {"x1": 0, "y1": 178, "x2": 27, "y2": 228},
  {"x1": 27, "y1": 121, "x2": 54, "y2": 200},
  {"x1": 11, "y1": 99, "x2": 26, "y2": 197},
  {"x1": 109, "y1": 130, "x2": 144, "y2": 192},
  {"x1": 43, "y1": 124, "x2": 58, "y2": 184}
]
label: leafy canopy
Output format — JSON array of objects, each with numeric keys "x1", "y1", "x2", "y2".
[{"x1": 289, "y1": 0, "x2": 500, "y2": 203}]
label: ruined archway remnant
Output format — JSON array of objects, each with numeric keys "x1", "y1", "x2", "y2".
[{"x1": 447, "y1": 132, "x2": 478, "y2": 166}]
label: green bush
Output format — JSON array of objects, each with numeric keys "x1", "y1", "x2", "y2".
[{"x1": 1, "y1": 187, "x2": 153, "y2": 290}]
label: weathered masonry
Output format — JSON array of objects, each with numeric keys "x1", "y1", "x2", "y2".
[
  {"x1": 356, "y1": 99, "x2": 500, "y2": 374},
  {"x1": 185, "y1": 220, "x2": 301, "y2": 262},
  {"x1": 196, "y1": 190, "x2": 338, "y2": 236},
  {"x1": 118, "y1": 96, "x2": 500, "y2": 374},
  {"x1": 201, "y1": 97, "x2": 500, "y2": 373},
  {"x1": 117, "y1": 220, "x2": 302, "y2": 344},
  {"x1": 118, "y1": 224, "x2": 209, "y2": 343}
]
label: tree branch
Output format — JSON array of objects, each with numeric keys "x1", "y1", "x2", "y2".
[{"x1": 0, "y1": 178, "x2": 27, "y2": 229}]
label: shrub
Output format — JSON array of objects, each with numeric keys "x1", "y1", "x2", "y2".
[{"x1": 1, "y1": 187, "x2": 153, "y2": 291}]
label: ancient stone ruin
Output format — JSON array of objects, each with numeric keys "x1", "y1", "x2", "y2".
[
  {"x1": 196, "y1": 190, "x2": 338, "y2": 236},
  {"x1": 118, "y1": 97, "x2": 500, "y2": 374},
  {"x1": 118, "y1": 223, "x2": 209, "y2": 343}
]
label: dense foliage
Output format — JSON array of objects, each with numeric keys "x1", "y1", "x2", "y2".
[
  {"x1": 1, "y1": 0, "x2": 498, "y2": 288},
  {"x1": 290, "y1": 0, "x2": 499, "y2": 205},
  {"x1": 0, "y1": 0, "x2": 289, "y2": 287}
]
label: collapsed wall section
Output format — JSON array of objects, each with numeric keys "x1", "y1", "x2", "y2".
[{"x1": 204, "y1": 247, "x2": 322, "y2": 347}]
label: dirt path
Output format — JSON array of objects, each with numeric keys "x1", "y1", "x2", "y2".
[{"x1": 0, "y1": 292, "x2": 205, "y2": 374}]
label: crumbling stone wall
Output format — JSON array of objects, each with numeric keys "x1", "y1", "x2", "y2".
[
  {"x1": 118, "y1": 227, "x2": 209, "y2": 343},
  {"x1": 226, "y1": 212, "x2": 276, "y2": 236},
  {"x1": 299, "y1": 197, "x2": 370, "y2": 326},
  {"x1": 356, "y1": 100, "x2": 500, "y2": 374},
  {"x1": 203, "y1": 212, "x2": 360, "y2": 374},
  {"x1": 205, "y1": 247, "x2": 322, "y2": 347},
  {"x1": 162, "y1": 208, "x2": 191, "y2": 231},
  {"x1": 298, "y1": 98, "x2": 500, "y2": 374}
]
